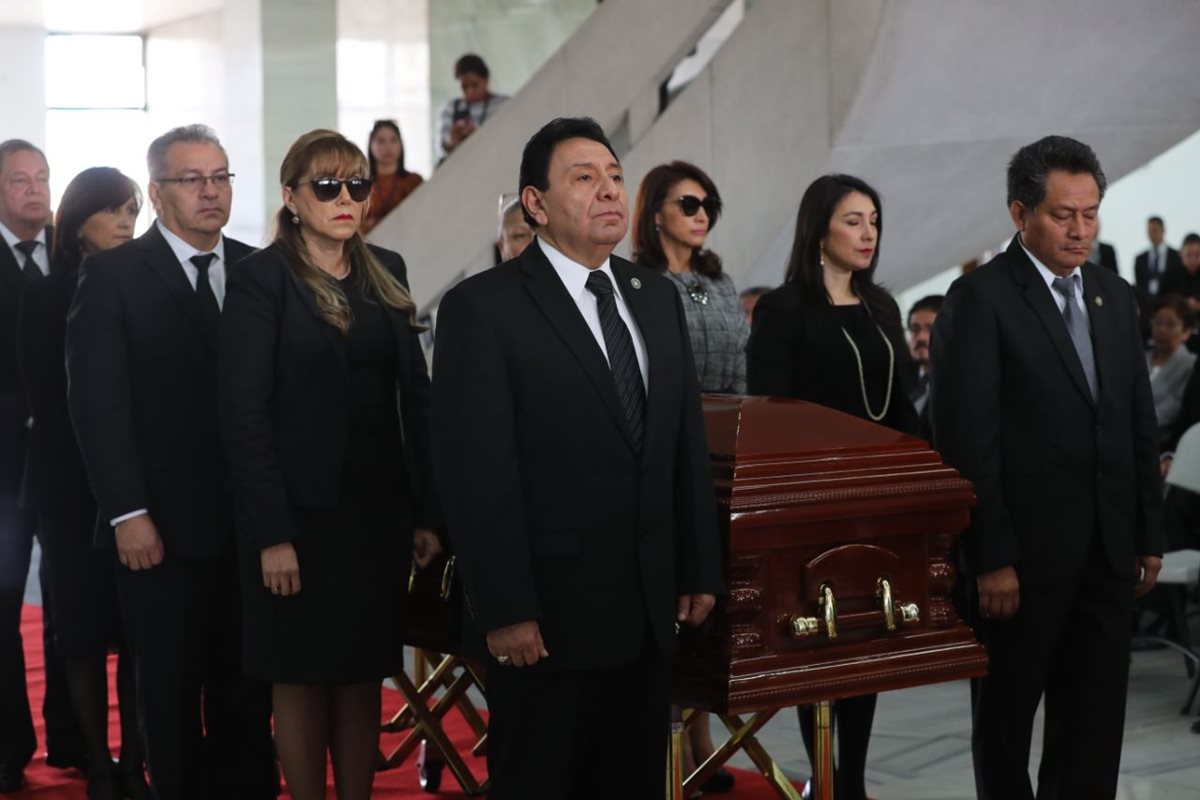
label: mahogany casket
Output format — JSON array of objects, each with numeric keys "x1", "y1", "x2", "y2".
[{"x1": 672, "y1": 396, "x2": 988, "y2": 714}]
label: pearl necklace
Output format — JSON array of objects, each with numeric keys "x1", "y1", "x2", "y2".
[{"x1": 840, "y1": 322, "x2": 894, "y2": 422}]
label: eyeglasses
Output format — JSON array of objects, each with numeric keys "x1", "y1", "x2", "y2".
[
  {"x1": 302, "y1": 177, "x2": 373, "y2": 203},
  {"x1": 157, "y1": 174, "x2": 234, "y2": 190},
  {"x1": 675, "y1": 194, "x2": 721, "y2": 218}
]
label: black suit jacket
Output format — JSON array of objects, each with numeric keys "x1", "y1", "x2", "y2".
[
  {"x1": 66, "y1": 224, "x2": 254, "y2": 557},
  {"x1": 0, "y1": 227, "x2": 51, "y2": 501},
  {"x1": 1134, "y1": 246, "x2": 1182, "y2": 295},
  {"x1": 16, "y1": 267, "x2": 94, "y2": 515},
  {"x1": 430, "y1": 241, "x2": 724, "y2": 671},
  {"x1": 1096, "y1": 241, "x2": 1118, "y2": 274},
  {"x1": 218, "y1": 243, "x2": 439, "y2": 551},
  {"x1": 931, "y1": 238, "x2": 1164, "y2": 584}
]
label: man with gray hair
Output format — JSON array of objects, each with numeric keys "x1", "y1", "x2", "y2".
[{"x1": 67, "y1": 124, "x2": 275, "y2": 798}]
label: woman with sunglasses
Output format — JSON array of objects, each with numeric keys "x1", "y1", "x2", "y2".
[
  {"x1": 219, "y1": 129, "x2": 442, "y2": 800},
  {"x1": 16, "y1": 167, "x2": 149, "y2": 799},
  {"x1": 633, "y1": 161, "x2": 749, "y2": 395},
  {"x1": 747, "y1": 174, "x2": 917, "y2": 800},
  {"x1": 361, "y1": 119, "x2": 422, "y2": 234}
]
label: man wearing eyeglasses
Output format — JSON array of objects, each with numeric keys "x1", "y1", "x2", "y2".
[{"x1": 66, "y1": 125, "x2": 276, "y2": 799}]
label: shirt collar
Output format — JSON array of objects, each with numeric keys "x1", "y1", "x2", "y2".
[
  {"x1": 0, "y1": 220, "x2": 46, "y2": 250},
  {"x1": 538, "y1": 236, "x2": 618, "y2": 301},
  {"x1": 156, "y1": 219, "x2": 225, "y2": 267},
  {"x1": 1020, "y1": 235, "x2": 1081, "y2": 294}
]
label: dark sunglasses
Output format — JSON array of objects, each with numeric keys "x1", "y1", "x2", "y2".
[
  {"x1": 675, "y1": 194, "x2": 721, "y2": 218},
  {"x1": 302, "y1": 177, "x2": 373, "y2": 202}
]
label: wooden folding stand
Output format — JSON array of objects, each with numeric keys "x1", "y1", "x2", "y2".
[{"x1": 379, "y1": 557, "x2": 489, "y2": 794}]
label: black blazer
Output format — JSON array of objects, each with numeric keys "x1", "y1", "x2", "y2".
[
  {"x1": 430, "y1": 241, "x2": 724, "y2": 671},
  {"x1": 218, "y1": 243, "x2": 439, "y2": 551},
  {"x1": 0, "y1": 227, "x2": 51, "y2": 501},
  {"x1": 1134, "y1": 246, "x2": 1182, "y2": 294},
  {"x1": 16, "y1": 267, "x2": 93, "y2": 515},
  {"x1": 745, "y1": 280, "x2": 919, "y2": 436},
  {"x1": 66, "y1": 224, "x2": 255, "y2": 557},
  {"x1": 1095, "y1": 241, "x2": 1118, "y2": 274},
  {"x1": 931, "y1": 238, "x2": 1164, "y2": 584}
]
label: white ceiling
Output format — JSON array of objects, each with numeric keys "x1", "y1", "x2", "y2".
[{"x1": 0, "y1": 0, "x2": 220, "y2": 33}]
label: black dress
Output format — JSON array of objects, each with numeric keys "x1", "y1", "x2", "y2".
[
  {"x1": 15, "y1": 268, "x2": 121, "y2": 657},
  {"x1": 241, "y1": 271, "x2": 411, "y2": 685}
]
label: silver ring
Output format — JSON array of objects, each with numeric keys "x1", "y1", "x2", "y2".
[{"x1": 495, "y1": 654, "x2": 511, "y2": 665}]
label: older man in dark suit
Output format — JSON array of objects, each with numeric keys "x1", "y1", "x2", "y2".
[
  {"x1": 431, "y1": 117, "x2": 723, "y2": 799},
  {"x1": 67, "y1": 125, "x2": 274, "y2": 799},
  {"x1": 932, "y1": 135, "x2": 1164, "y2": 800}
]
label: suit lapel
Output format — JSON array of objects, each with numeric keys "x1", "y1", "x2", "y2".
[
  {"x1": 0, "y1": 240, "x2": 20, "y2": 294},
  {"x1": 519, "y1": 245, "x2": 637, "y2": 452},
  {"x1": 1009, "y1": 240, "x2": 1095, "y2": 407},
  {"x1": 1082, "y1": 265, "x2": 1119, "y2": 404},
  {"x1": 141, "y1": 225, "x2": 218, "y2": 354}
]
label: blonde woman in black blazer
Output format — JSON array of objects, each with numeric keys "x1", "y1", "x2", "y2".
[{"x1": 219, "y1": 130, "x2": 440, "y2": 800}]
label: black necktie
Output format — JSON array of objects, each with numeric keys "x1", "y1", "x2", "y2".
[
  {"x1": 585, "y1": 270, "x2": 645, "y2": 451},
  {"x1": 15, "y1": 240, "x2": 41, "y2": 283},
  {"x1": 1150, "y1": 249, "x2": 1159, "y2": 275},
  {"x1": 190, "y1": 253, "x2": 221, "y2": 325}
]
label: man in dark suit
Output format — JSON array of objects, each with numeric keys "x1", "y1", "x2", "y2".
[
  {"x1": 906, "y1": 294, "x2": 941, "y2": 442},
  {"x1": 67, "y1": 125, "x2": 275, "y2": 799},
  {"x1": 431, "y1": 117, "x2": 724, "y2": 799},
  {"x1": 1134, "y1": 215, "x2": 1182, "y2": 297},
  {"x1": 0, "y1": 139, "x2": 84, "y2": 791},
  {"x1": 932, "y1": 135, "x2": 1164, "y2": 799},
  {"x1": 1089, "y1": 233, "x2": 1118, "y2": 275}
]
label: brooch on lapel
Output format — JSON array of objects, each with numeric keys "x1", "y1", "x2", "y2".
[
  {"x1": 630, "y1": 277, "x2": 642, "y2": 289},
  {"x1": 1094, "y1": 296, "x2": 1103, "y2": 307}
]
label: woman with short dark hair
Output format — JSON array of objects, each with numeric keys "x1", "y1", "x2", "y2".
[
  {"x1": 747, "y1": 173, "x2": 917, "y2": 800},
  {"x1": 16, "y1": 166, "x2": 147, "y2": 799},
  {"x1": 220, "y1": 129, "x2": 441, "y2": 799},
  {"x1": 632, "y1": 160, "x2": 748, "y2": 394}
]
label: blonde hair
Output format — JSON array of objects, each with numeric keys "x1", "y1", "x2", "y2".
[{"x1": 275, "y1": 129, "x2": 416, "y2": 333}]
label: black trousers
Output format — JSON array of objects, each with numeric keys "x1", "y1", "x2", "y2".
[
  {"x1": 970, "y1": 540, "x2": 1133, "y2": 800},
  {"x1": 0, "y1": 500, "x2": 81, "y2": 768},
  {"x1": 115, "y1": 547, "x2": 276, "y2": 800},
  {"x1": 485, "y1": 642, "x2": 670, "y2": 800}
]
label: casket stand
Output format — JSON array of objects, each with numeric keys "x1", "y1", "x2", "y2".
[{"x1": 668, "y1": 396, "x2": 989, "y2": 799}]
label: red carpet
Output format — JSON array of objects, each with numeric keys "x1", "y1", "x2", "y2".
[{"x1": 12, "y1": 605, "x2": 800, "y2": 798}]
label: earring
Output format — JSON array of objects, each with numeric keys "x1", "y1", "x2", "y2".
[{"x1": 291, "y1": 214, "x2": 300, "y2": 224}]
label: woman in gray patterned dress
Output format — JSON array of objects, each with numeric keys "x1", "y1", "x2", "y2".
[
  {"x1": 632, "y1": 161, "x2": 747, "y2": 794},
  {"x1": 633, "y1": 161, "x2": 750, "y2": 395}
]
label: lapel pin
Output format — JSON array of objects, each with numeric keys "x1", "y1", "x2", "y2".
[
  {"x1": 1094, "y1": 296, "x2": 1103, "y2": 307},
  {"x1": 630, "y1": 277, "x2": 642, "y2": 289}
]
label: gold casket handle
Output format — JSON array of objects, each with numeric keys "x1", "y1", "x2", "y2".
[
  {"x1": 877, "y1": 577, "x2": 920, "y2": 632},
  {"x1": 820, "y1": 584, "x2": 838, "y2": 639}
]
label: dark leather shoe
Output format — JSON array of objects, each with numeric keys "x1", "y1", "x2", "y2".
[
  {"x1": 701, "y1": 766, "x2": 736, "y2": 793},
  {"x1": 87, "y1": 765, "x2": 122, "y2": 800},
  {"x1": 0, "y1": 762, "x2": 26, "y2": 792},
  {"x1": 118, "y1": 761, "x2": 151, "y2": 800},
  {"x1": 45, "y1": 749, "x2": 90, "y2": 772}
]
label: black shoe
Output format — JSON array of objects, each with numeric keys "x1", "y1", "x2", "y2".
[
  {"x1": 117, "y1": 761, "x2": 151, "y2": 800},
  {"x1": 0, "y1": 762, "x2": 25, "y2": 793},
  {"x1": 45, "y1": 749, "x2": 90, "y2": 772},
  {"x1": 87, "y1": 765, "x2": 122, "y2": 800},
  {"x1": 701, "y1": 766, "x2": 736, "y2": 793}
]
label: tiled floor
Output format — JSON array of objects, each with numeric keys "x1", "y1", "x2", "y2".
[{"x1": 25, "y1": 545, "x2": 1200, "y2": 798}]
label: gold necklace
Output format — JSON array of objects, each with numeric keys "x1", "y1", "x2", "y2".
[{"x1": 840, "y1": 323, "x2": 894, "y2": 422}]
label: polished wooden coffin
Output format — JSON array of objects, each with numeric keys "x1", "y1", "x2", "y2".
[{"x1": 673, "y1": 396, "x2": 988, "y2": 715}]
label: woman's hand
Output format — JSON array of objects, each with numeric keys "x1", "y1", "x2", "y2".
[
  {"x1": 261, "y1": 542, "x2": 301, "y2": 596},
  {"x1": 413, "y1": 528, "x2": 442, "y2": 569}
]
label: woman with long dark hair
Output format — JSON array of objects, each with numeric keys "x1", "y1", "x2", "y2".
[
  {"x1": 747, "y1": 174, "x2": 916, "y2": 800},
  {"x1": 15, "y1": 167, "x2": 147, "y2": 799},
  {"x1": 220, "y1": 129, "x2": 441, "y2": 799},
  {"x1": 632, "y1": 160, "x2": 748, "y2": 395},
  {"x1": 361, "y1": 119, "x2": 423, "y2": 234}
]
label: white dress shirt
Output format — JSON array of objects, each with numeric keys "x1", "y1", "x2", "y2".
[
  {"x1": 110, "y1": 221, "x2": 230, "y2": 527},
  {"x1": 1022, "y1": 238, "x2": 1089, "y2": 323},
  {"x1": 0, "y1": 220, "x2": 49, "y2": 277},
  {"x1": 538, "y1": 237, "x2": 650, "y2": 391},
  {"x1": 157, "y1": 219, "x2": 228, "y2": 308}
]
